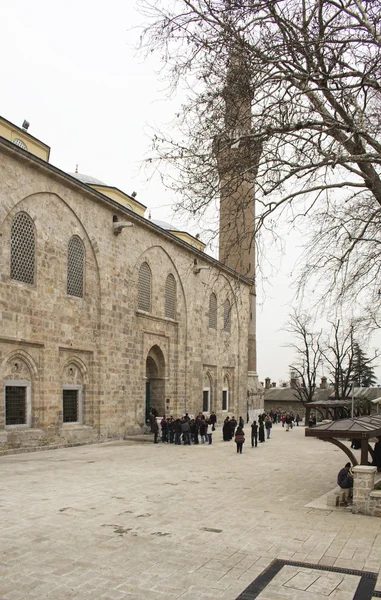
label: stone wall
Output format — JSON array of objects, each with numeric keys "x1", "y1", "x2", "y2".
[
  {"x1": 0, "y1": 142, "x2": 255, "y2": 451},
  {"x1": 352, "y1": 465, "x2": 381, "y2": 517}
]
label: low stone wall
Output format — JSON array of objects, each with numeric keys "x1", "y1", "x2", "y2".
[
  {"x1": 0, "y1": 425, "x2": 99, "y2": 454},
  {"x1": 352, "y1": 465, "x2": 381, "y2": 517}
]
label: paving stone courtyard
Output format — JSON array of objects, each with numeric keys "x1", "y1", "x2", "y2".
[{"x1": 1, "y1": 424, "x2": 381, "y2": 600}]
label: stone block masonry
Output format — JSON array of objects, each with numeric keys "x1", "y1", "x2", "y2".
[
  {"x1": 0, "y1": 141, "x2": 261, "y2": 452},
  {"x1": 352, "y1": 465, "x2": 381, "y2": 517}
]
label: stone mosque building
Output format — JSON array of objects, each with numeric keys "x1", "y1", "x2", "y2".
[{"x1": 0, "y1": 63, "x2": 263, "y2": 452}]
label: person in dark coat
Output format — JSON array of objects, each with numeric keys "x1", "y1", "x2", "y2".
[
  {"x1": 265, "y1": 417, "x2": 272, "y2": 439},
  {"x1": 209, "y1": 412, "x2": 217, "y2": 430},
  {"x1": 239, "y1": 416, "x2": 244, "y2": 428},
  {"x1": 199, "y1": 416, "x2": 208, "y2": 444},
  {"x1": 168, "y1": 417, "x2": 175, "y2": 443},
  {"x1": 160, "y1": 416, "x2": 168, "y2": 443},
  {"x1": 338, "y1": 463, "x2": 353, "y2": 488},
  {"x1": 150, "y1": 411, "x2": 159, "y2": 444},
  {"x1": 251, "y1": 420, "x2": 258, "y2": 447},
  {"x1": 190, "y1": 419, "x2": 199, "y2": 444},
  {"x1": 174, "y1": 418, "x2": 182, "y2": 445},
  {"x1": 181, "y1": 419, "x2": 191, "y2": 445},
  {"x1": 258, "y1": 415, "x2": 265, "y2": 443},
  {"x1": 223, "y1": 417, "x2": 231, "y2": 441},
  {"x1": 234, "y1": 426, "x2": 245, "y2": 454},
  {"x1": 229, "y1": 416, "x2": 237, "y2": 439}
]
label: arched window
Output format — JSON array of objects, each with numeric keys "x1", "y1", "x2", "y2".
[
  {"x1": 209, "y1": 293, "x2": 217, "y2": 329},
  {"x1": 222, "y1": 375, "x2": 229, "y2": 412},
  {"x1": 223, "y1": 299, "x2": 231, "y2": 332},
  {"x1": 10, "y1": 212, "x2": 35, "y2": 285},
  {"x1": 13, "y1": 138, "x2": 28, "y2": 151},
  {"x1": 138, "y1": 262, "x2": 152, "y2": 312},
  {"x1": 165, "y1": 274, "x2": 177, "y2": 319},
  {"x1": 67, "y1": 236, "x2": 85, "y2": 297},
  {"x1": 203, "y1": 372, "x2": 212, "y2": 413}
]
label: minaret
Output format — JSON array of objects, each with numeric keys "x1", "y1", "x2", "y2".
[{"x1": 214, "y1": 49, "x2": 263, "y2": 407}]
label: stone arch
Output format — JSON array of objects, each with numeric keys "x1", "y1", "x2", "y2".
[
  {"x1": 145, "y1": 345, "x2": 166, "y2": 420},
  {"x1": 134, "y1": 245, "x2": 187, "y2": 319},
  {"x1": 0, "y1": 191, "x2": 101, "y2": 294},
  {"x1": 62, "y1": 356, "x2": 89, "y2": 385},
  {"x1": 203, "y1": 371, "x2": 213, "y2": 413},
  {"x1": 201, "y1": 271, "x2": 241, "y2": 338},
  {"x1": 1, "y1": 349, "x2": 39, "y2": 429},
  {"x1": 222, "y1": 372, "x2": 231, "y2": 412},
  {"x1": 2, "y1": 349, "x2": 39, "y2": 381}
]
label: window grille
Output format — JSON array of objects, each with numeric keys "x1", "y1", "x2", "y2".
[
  {"x1": 5, "y1": 386, "x2": 26, "y2": 425},
  {"x1": 67, "y1": 236, "x2": 84, "y2": 297},
  {"x1": 13, "y1": 138, "x2": 28, "y2": 150},
  {"x1": 63, "y1": 389, "x2": 79, "y2": 422},
  {"x1": 203, "y1": 389, "x2": 210, "y2": 413},
  {"x1": 224, "y1": 299, "x2": 231, "y2": 332},
  {"x1": 222, "y1": 390, "x2": 228, "y2": 411},
  {"x1": 138, "y1": 262, "x2": 151, "y2": 312},
  {"x1": 209, "y1": 293, "x2": 217, "y2": 329},
  {"x1": 10, "y1": 213, "x2": 35, "y2": 284},
  {"x1": 165, "y1": 274, "x2": 176, "y2": 319},
  {"x1": 222, "y1": 376, "x2": 229, "y2": 411}
]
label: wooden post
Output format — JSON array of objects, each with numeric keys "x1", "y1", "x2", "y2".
[{"x1": 360, "y1": 438, "x2": 368, "y2": 465}]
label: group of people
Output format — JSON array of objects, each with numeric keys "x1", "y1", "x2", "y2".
[
  {"x1": 266, "y1": 410, "x2": 302, "y2": 427},
  {"x1": 223, "y1": 414, "x2": 275, "y2": 454},
  {"x1": 150, "y1": 407, "x2": 305, "y2": 451},
  {"x1": 149, "y1": 409, "x2": 217, "y2": 445}
]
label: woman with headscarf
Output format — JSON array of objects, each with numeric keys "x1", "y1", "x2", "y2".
[
  {"x1": 234, "y1": 426, "x2": 245, "y2": 454},
  {"x1": 258, "y1": 414, "x2": 265, "y2": 443},
  {"x1": 223, "y1": 417, "x2": 231, "y2": 441}
]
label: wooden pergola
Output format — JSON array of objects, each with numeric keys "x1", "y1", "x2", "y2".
[
  {"x1": 305, "y1": 399, "x2": 351, "y2": 423},
  {"x1": 305, "y1": 414, "x2": 381, "y2": 466}
]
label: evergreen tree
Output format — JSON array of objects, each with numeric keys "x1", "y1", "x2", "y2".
[{"x1": 352, "y1": 345, "x2": 378, "y2": 388}]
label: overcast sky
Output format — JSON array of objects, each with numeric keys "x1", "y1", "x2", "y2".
[{"x1": 2, "y1": 1, "x2": 379, "y2": 385}]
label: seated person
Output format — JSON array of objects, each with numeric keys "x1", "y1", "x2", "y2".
[{"x1": 338, "y1": 462, "x2": 354, "y2": 488}]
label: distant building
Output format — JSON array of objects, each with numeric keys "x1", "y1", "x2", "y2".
[
  {"x1": 264, "y1": 374, "x2": 381, "y2": 419},
  {"x1": 264, "y1": 376, "x2": 332, "y2": 417}
]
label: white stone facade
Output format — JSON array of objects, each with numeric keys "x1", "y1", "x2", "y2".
[{"x1": 0, "y1": 139, "x2": 259, "y2": 452}]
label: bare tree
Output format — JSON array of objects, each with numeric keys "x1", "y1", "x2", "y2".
[
  {"x1": 139, "y1": 0, "x2": 381, "y2": 311},
  {"x1": 322, "y1": 320, "x2": 356, "y2": 399},
  {"x1": 284, "y1": 311, "x2": 323, "y2": 404}
]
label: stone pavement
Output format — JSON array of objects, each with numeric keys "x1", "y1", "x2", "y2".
[{"x1": 1, "y1": 424, "x2": 381, "y2": 600}]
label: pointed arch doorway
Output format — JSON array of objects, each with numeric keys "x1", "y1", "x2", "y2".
[{"x1": 145, "y1": 345, "x2": 166, "y2": 422}]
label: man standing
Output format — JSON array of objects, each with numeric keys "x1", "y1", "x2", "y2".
[
  {"x1": 230, "y1": 416, "x2": 237, "y2": 439},
  {"x1": 285, "y1": 414, "x2": 292, "y2": 432},
  {"x1": 181, "y1": 418, "x2": 191, "y2": 445},
  {"x1": 160, "y1": 416, "x2": 168, "y2": 443}
]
